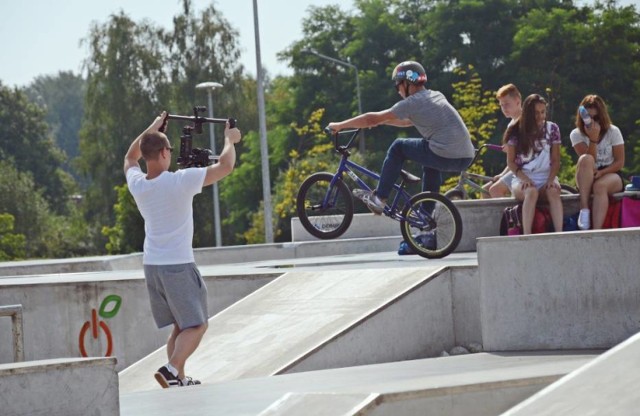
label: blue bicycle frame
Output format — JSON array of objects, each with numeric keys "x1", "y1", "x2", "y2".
[{"x1": 324, "y1": 129, "x2": 434, "y2": 230}]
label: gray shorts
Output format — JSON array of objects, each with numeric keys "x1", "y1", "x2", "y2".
[{"x1": 143, "y1": 263, "x2": 208, "y2": 330}]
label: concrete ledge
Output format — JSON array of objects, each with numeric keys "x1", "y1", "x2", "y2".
[
  {"x1": 291, "y1": 195, "x2": 582, "y2": 253},
  {"x1": 503, "y1": 331, "x2": 640, "y2": 415},
  {"x1": 478, "y1": 227, "x2": 640, "y2": 350},
  {"x1": 0, "y1": 271, "x2": 278, "y2": 371},
  {"x1": 0, "y1": 357, "x2": 119, "y2": 416}
]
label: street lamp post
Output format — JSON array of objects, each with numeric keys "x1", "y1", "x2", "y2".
[
  {"x1": 253, "y1": 0, "x2": 274, "y2": 243},
  {"x1": 303, "y1": 48, "x2": 364, "y2": 153},
  {"x1": 195, "y1": 81, "x2": 223, "y2": 247}
]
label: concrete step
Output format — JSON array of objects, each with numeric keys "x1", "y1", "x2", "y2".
[
  {"x1": 119, "y1": 351, "x2": 599, "y2": 416},
  {"x1": 0, "y1": 357, "x2": 118, "y2": 416}
]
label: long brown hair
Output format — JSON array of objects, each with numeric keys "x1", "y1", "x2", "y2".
[
  {"x1": 576, "y1": 94, "x2": 611, "y2": 138},
  {"x1": 502, "y1": 94, "x2": 547, "y2": 156}
]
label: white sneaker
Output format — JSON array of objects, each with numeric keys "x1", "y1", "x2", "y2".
[
  {"x1": 578, "y1": 208, "x2": 591, "y2": 230},
  {"x1": 352, "y1": 189, "x2": 385, "y2": 215}
]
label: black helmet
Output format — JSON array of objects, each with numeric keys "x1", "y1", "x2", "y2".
[{"x1": 391, "y1": 61, "x2": 427, "y2": 85}]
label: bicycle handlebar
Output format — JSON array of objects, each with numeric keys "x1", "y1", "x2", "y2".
[
  {"x1": 483, "y1": 143, "x2": 504, "y2": 152},
  {"x1": 324, "y1": 127, "x2": 361, "y2": 152}
]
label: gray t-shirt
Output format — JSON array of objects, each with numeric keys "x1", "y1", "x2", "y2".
[{"x1": 391, "y1": 89, "x2": 474, "y2": 159}]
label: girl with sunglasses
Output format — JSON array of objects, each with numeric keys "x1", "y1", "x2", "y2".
[{"x1": 569, "y1": 95, "x2": 625, "y2": 230}]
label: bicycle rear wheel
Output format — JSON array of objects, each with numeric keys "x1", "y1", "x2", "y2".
[
  {"x1": 560, "y1": 183, "x2": 578, "y2": 194},
  {"x1": 444, "y1": 188, "x2": 465, "y2": 201},
  {"x1": 400, "y1": 192, "x2": 462, "y2": 259},
  {"x1": 296, "y1": 172, "x2": 354, "y2": 239}
]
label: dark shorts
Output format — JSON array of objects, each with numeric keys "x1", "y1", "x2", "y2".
[
  {"x1": 597, "y1": 165, "x2": 625, "y2": 191},
  {"x1": 143, "y1": 263, "x2": 209, "y2": 330}
]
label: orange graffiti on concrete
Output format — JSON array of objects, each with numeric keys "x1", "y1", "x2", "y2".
[{"x1": 79, "y1": 294, "x2": 122, "y2": 357}]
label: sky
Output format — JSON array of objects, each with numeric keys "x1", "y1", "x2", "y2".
[
  {"x1": 1, "y1": 0, "x2": 638, "y2": 88},
  {"x1": 0, "y1": 0, "x2": 352, "y2": 88}
]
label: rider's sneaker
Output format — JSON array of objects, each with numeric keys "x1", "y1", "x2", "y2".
[
  {"x1": 578, "y1": 208, "x2": 591, "y2": 230},
  {"x1": 154, "y1": 366, "x2": 180, "y2": 388},
  {"x1": 179, "y1": 376, "x2": 201, "y2": 387},
  {"x1": 352, "y1": 189, "x2": 385, "y2": 215}
]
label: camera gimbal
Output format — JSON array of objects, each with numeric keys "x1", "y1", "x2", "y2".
[{"x1": 160, "y1": 106, "x2": 237, "y2": 168}]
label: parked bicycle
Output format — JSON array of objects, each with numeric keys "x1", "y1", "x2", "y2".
[
  {"x1": 445, "y1": 143, "x2": 578, "y2": 200},
  {"x1": 296, "y1": 128, "x2": 462, "y2": 259}
]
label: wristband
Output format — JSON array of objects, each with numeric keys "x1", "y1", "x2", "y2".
[{"x1": 589, "y1": 140, "x2": 598, "y2": 144}]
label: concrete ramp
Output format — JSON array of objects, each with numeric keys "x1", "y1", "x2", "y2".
[
  {"x1": 502, "y1": 331, "x2": 640, "y2": 415},
  {"x1": 258, "y1": 392, "x2": 378, "y2": 416},
  {"x1": 120, "y1": 267, "x2": 453, "y2": 393},
  {"x1": 119, "y1": 352, "x2": 599, "y2": 415}
]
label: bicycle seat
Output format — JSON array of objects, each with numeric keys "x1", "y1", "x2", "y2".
[{"x1": 400, "y1": 170, "x2": 421, "y2": 184}]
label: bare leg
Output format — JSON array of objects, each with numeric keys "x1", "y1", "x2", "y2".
[
  {"x1": 489, "y1": 181, "x2": 510, "y2": 198},
  {"x1": 167, "y1": 324, "x2": 179, "y2": 361},
  {"x1": 482, "y1": 181, "x2": 493, "y2": 198},
  {"x1": 545, "y1": 186, "x2": 564, "y2": 231},
  {"x1": 513, "y1": 184, "x2": 538, "y2": 235},
  {"x1": 575, "y1": 154, "x2": 596, "y2": 210},
  {"x1": 168, "y1": 323, "x2": 208, "y2": 379},
  {"x1": 592, "y1": 174, "x2": 623, "y2": 229}
]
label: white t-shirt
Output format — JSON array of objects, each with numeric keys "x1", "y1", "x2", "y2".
[
  {"x1": 126, "y1": 167, "x2": 206, "y2": 265},
  {"x1": 569, "y1": 125, "x2": 624, "y2": 168}
]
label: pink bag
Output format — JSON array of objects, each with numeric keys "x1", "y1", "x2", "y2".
[{"x1": 620, "y1": 197, "x2": 640, "y2": 228}]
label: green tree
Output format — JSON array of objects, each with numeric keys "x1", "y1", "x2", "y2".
[
  {"x1": 78, "y1": 11, "x2": 166, "y2": 247},
  {"x1": 0, "y1": 162, "x2": 90, "y2": 258},
  {"x1": 508, "y1": 2, "x2": 640, "y2": 175},
  {"x1": 242, "y1": 109, "x2": 345, "y2": 243},
  {"x1": 0, "y1": 82, "x2": 74, "y2": 212},
  {"x1": 443, "y1": 65, "x2": 499, "y2": 196},
  {"x1": 80, "y1": 1, "x2": 247, "y2": 251},
  {"x1": 102, "y1": 183, "x2": 144, "y2": 254},
  {"x1": 0, "y1": 214, "x2": 26, "y2": 261},
  {"x1": 25, "y1": 72, "x2": 86, "y2": 182}
]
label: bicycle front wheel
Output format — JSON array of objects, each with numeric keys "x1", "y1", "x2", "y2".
[
  {"x1": 560, "y1": 183, "x2": 578, "y2": 194},
  {"x1": 400, "y1": 192, "x2": 462, "y2": 259},
  {"x1": 296, "y1": 172, "x2": 354, "y2": 239}
]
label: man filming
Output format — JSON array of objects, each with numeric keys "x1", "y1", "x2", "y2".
[{"x1": 124, "y1": 111, "x2": 241, "y2": 388}]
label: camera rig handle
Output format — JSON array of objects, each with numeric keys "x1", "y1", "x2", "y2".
[{"x1": 159, "y1": 106, "x2": 236, "y2": 133}]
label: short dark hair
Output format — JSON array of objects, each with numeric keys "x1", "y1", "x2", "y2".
[{"x1": 140, "y1": 132, "x2": 170, "y2": 160}]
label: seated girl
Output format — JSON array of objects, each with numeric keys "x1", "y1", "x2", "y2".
[
  {"x1": 569, "y1": 94, "x2": 625, "y2": 230},
  {"x1": 503, "y1": 94, "x2": 563, "y2": 234}
]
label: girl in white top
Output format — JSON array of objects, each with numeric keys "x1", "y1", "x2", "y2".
[
  {"x1": 504, "y1": 94, "x2": 563, "y2": 234},
  {"x1": 569, "y1": 94, "x2": 625, "y2": 230}
]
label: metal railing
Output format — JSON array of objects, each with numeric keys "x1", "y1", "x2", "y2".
[{"x1": 0, "y1": 304, "x2": 24, "y2": 362}]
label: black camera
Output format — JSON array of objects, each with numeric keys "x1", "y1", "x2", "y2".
[{"x1": 160, "y1": 106, "x2": 236, "y2": 169}]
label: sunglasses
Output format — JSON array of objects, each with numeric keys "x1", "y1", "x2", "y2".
[{"x1": 165, "y1": 146, "x2": 174, "y2": 153}]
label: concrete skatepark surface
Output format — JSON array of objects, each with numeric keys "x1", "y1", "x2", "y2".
[
  {"x1": 120, "y1": 266, "x2": 451, "y2": 393},
  {"x1": 119, "y1": 351, "x2": 599, "y2": 416},
  {"x1": 1, "y1": 204, "x2": 639, "y2": 415}
]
